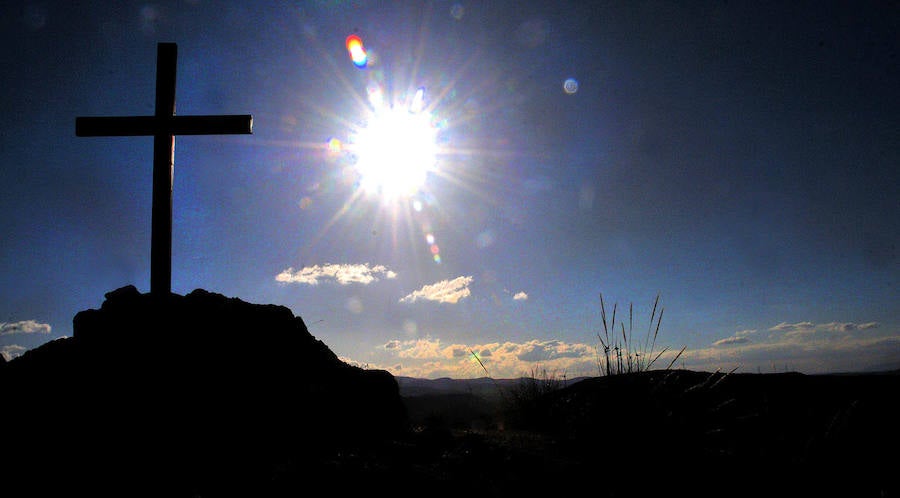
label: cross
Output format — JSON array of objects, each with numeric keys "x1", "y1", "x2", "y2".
[{"x1": 76, "y1": 42, "x2": 252, "y2": 297}]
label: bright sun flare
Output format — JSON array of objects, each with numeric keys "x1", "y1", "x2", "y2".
[{"x1": 350, "y1": 94, "x2": 438, "y2": 199}]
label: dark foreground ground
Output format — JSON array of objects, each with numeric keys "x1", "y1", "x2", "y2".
[
  {"x1": 6, "y1": 366, "x2": 899, "y2": 497},
  {"x1": 6, "y1": 290, "x2": 894, "y2": 497},
  {"x1": 269, "y1": 369, "x2": 900, "y2": 498}
]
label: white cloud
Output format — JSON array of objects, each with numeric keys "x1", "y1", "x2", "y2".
[
  {"x1": 275, "y1": 263, "x2": 397, "y2": 285},
  {"x1": 0, "y1": 320, "x2": 52, "y2": 336},
  {"x1": 713, "y1": 329, "x2": 756, "y2": 347},
  {"x1": 399, "y1": 276, "x2": 473, "y2": 304},
  {"x1": 769, "y1": 321, "x2": 815, "y2": 333},
  {"x1": 513, "y1": 291, "x2": 528, "y2": 300},
  {"x1": 373, "y1": 336, "x2": 599, "y2": 379},
  {"x1": 337, "y1": 356, "x2": 370, "y2": 369},
  {"x1": 1, "y1": 344, "x2": 27, "y2": 361},
  {"x1": 713, "y1": 336, "x2": 750, "y2": 347},
  {"x1": 516, "y1": 339, "x2": 589, "y2": 361}
]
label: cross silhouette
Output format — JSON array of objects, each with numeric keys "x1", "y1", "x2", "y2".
[{"x1": 76, "y1": 42, "x2": 252, "y2": 297}]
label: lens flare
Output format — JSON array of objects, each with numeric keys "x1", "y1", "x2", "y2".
[{"x1": 346, "y1": 34, "x2": 368, "y2": 68}]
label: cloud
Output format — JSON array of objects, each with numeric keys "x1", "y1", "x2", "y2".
[
  {"x1": 355, "y1": 318, "x2": 898, "y2": 379},
  {"x1": 769, "y1": 322, "x2": 815, "y2": 333},
  {"x1": 713, "y1": 329, "x2": 756, "y2": 347},
  {"x1": 769, "y1": 321, "x2": 880, "y2": 339},
  {"x1": 0, "y1": 320, "x2": 52, "y2": 336},
  {"x1": 275, "y1": 263, "x2": 397, "y2": 285},
  {"x1": 684, "y1": 320, "x2": 898, "y2": 374},
  {"x1": 513, "y1": 291, "x2": 528, "y2": 300},
  {"x1": 713, "y1": 336, "x2": 750, "y2": 347},
  {"x1": 399, "y1": 276, "x2": 473, "y2": 304},
  {"x1": 516, "y1": 340, "x2": 586, "y2": 361},
  {"x1": 376, "y1": 336, "x2": 598, "y2": 379},
  {"x1": 337, "y1": 356, "x2": 370, "y2": 369},
  {"x1": 1, "y1": 345, "x2": 27, "y2": 361},
  {"x1": 452, "y1": 347, "x2": 469, "y2": 358},
  {"x1": 820, "y1": 322, "x2": 879, "y2": 333}
]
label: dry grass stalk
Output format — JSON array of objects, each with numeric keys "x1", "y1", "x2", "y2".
[{"x1": 597, "y1": 293, "x2": 684, "y2": 376}]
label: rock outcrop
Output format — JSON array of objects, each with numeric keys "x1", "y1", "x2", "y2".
[{"x1": 1, "y1": 286, "x2": 407, "y2": 497}]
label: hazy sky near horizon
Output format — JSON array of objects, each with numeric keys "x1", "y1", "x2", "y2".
[{"x1": 1, "y1": 1, "x2": 898, "y2": 378}]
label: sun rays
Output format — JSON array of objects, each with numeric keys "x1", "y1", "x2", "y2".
[{"x1": 260, "y1": 17, "x2": 527, "y2": 265}]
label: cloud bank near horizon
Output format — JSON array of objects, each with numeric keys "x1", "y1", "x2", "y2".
[{"x1": 353, "y1": 320, "x2": 899, "y2": 379}]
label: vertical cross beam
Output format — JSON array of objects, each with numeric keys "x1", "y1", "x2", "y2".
[
  {"x1": 76, "y1": 43, "x2": 253, "y2": 297},
  {"x1": 153, "y1": 42, "x2": 177, "y2": 298}
]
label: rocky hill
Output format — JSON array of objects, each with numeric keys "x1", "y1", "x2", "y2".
[{"x1": 0, "y1": 286, "x2": 407, "y2": 497}]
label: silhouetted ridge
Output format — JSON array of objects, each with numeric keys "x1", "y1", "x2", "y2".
[{"x1": 1, "y1": 285, "x2": 407, "y2": 497}]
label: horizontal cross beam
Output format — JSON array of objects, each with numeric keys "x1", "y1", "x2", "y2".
[{"x1": 76, "y1": 115, "x2": 253, "y2": 137}]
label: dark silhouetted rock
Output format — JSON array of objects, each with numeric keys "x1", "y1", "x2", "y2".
[{"x1": 0, "y1": 286, "x2": 407, "y2": 497}]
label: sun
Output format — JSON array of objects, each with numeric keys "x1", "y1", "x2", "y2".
[
  {"x1": 279, "y1": 26, "x2": 521, "y2": 259},
  {"x1": 349, "y1": 89, "x2": 438, "y2": 199}
]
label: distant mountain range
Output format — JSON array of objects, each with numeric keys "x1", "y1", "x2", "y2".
[
  {"x1": 395, "y1": 375, "x2": 594, "y2": 429},
  {"x1": 395, "y1": 375, "x2": 592, "y2": 399},
  {"x1": 394, "y1": 368, "x2": 900, "y2": 430},
  {"x1": 395, "y1": 368, "x2": 900, "y2": 400}
]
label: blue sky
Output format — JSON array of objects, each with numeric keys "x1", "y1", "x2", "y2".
[{"x1": 1, "y1": 1, "x2": 898, "y2": 378}]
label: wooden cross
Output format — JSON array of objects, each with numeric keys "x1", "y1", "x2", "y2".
[{"x1": 76, "y1": 42, "x2": 252, "y2": 297}]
